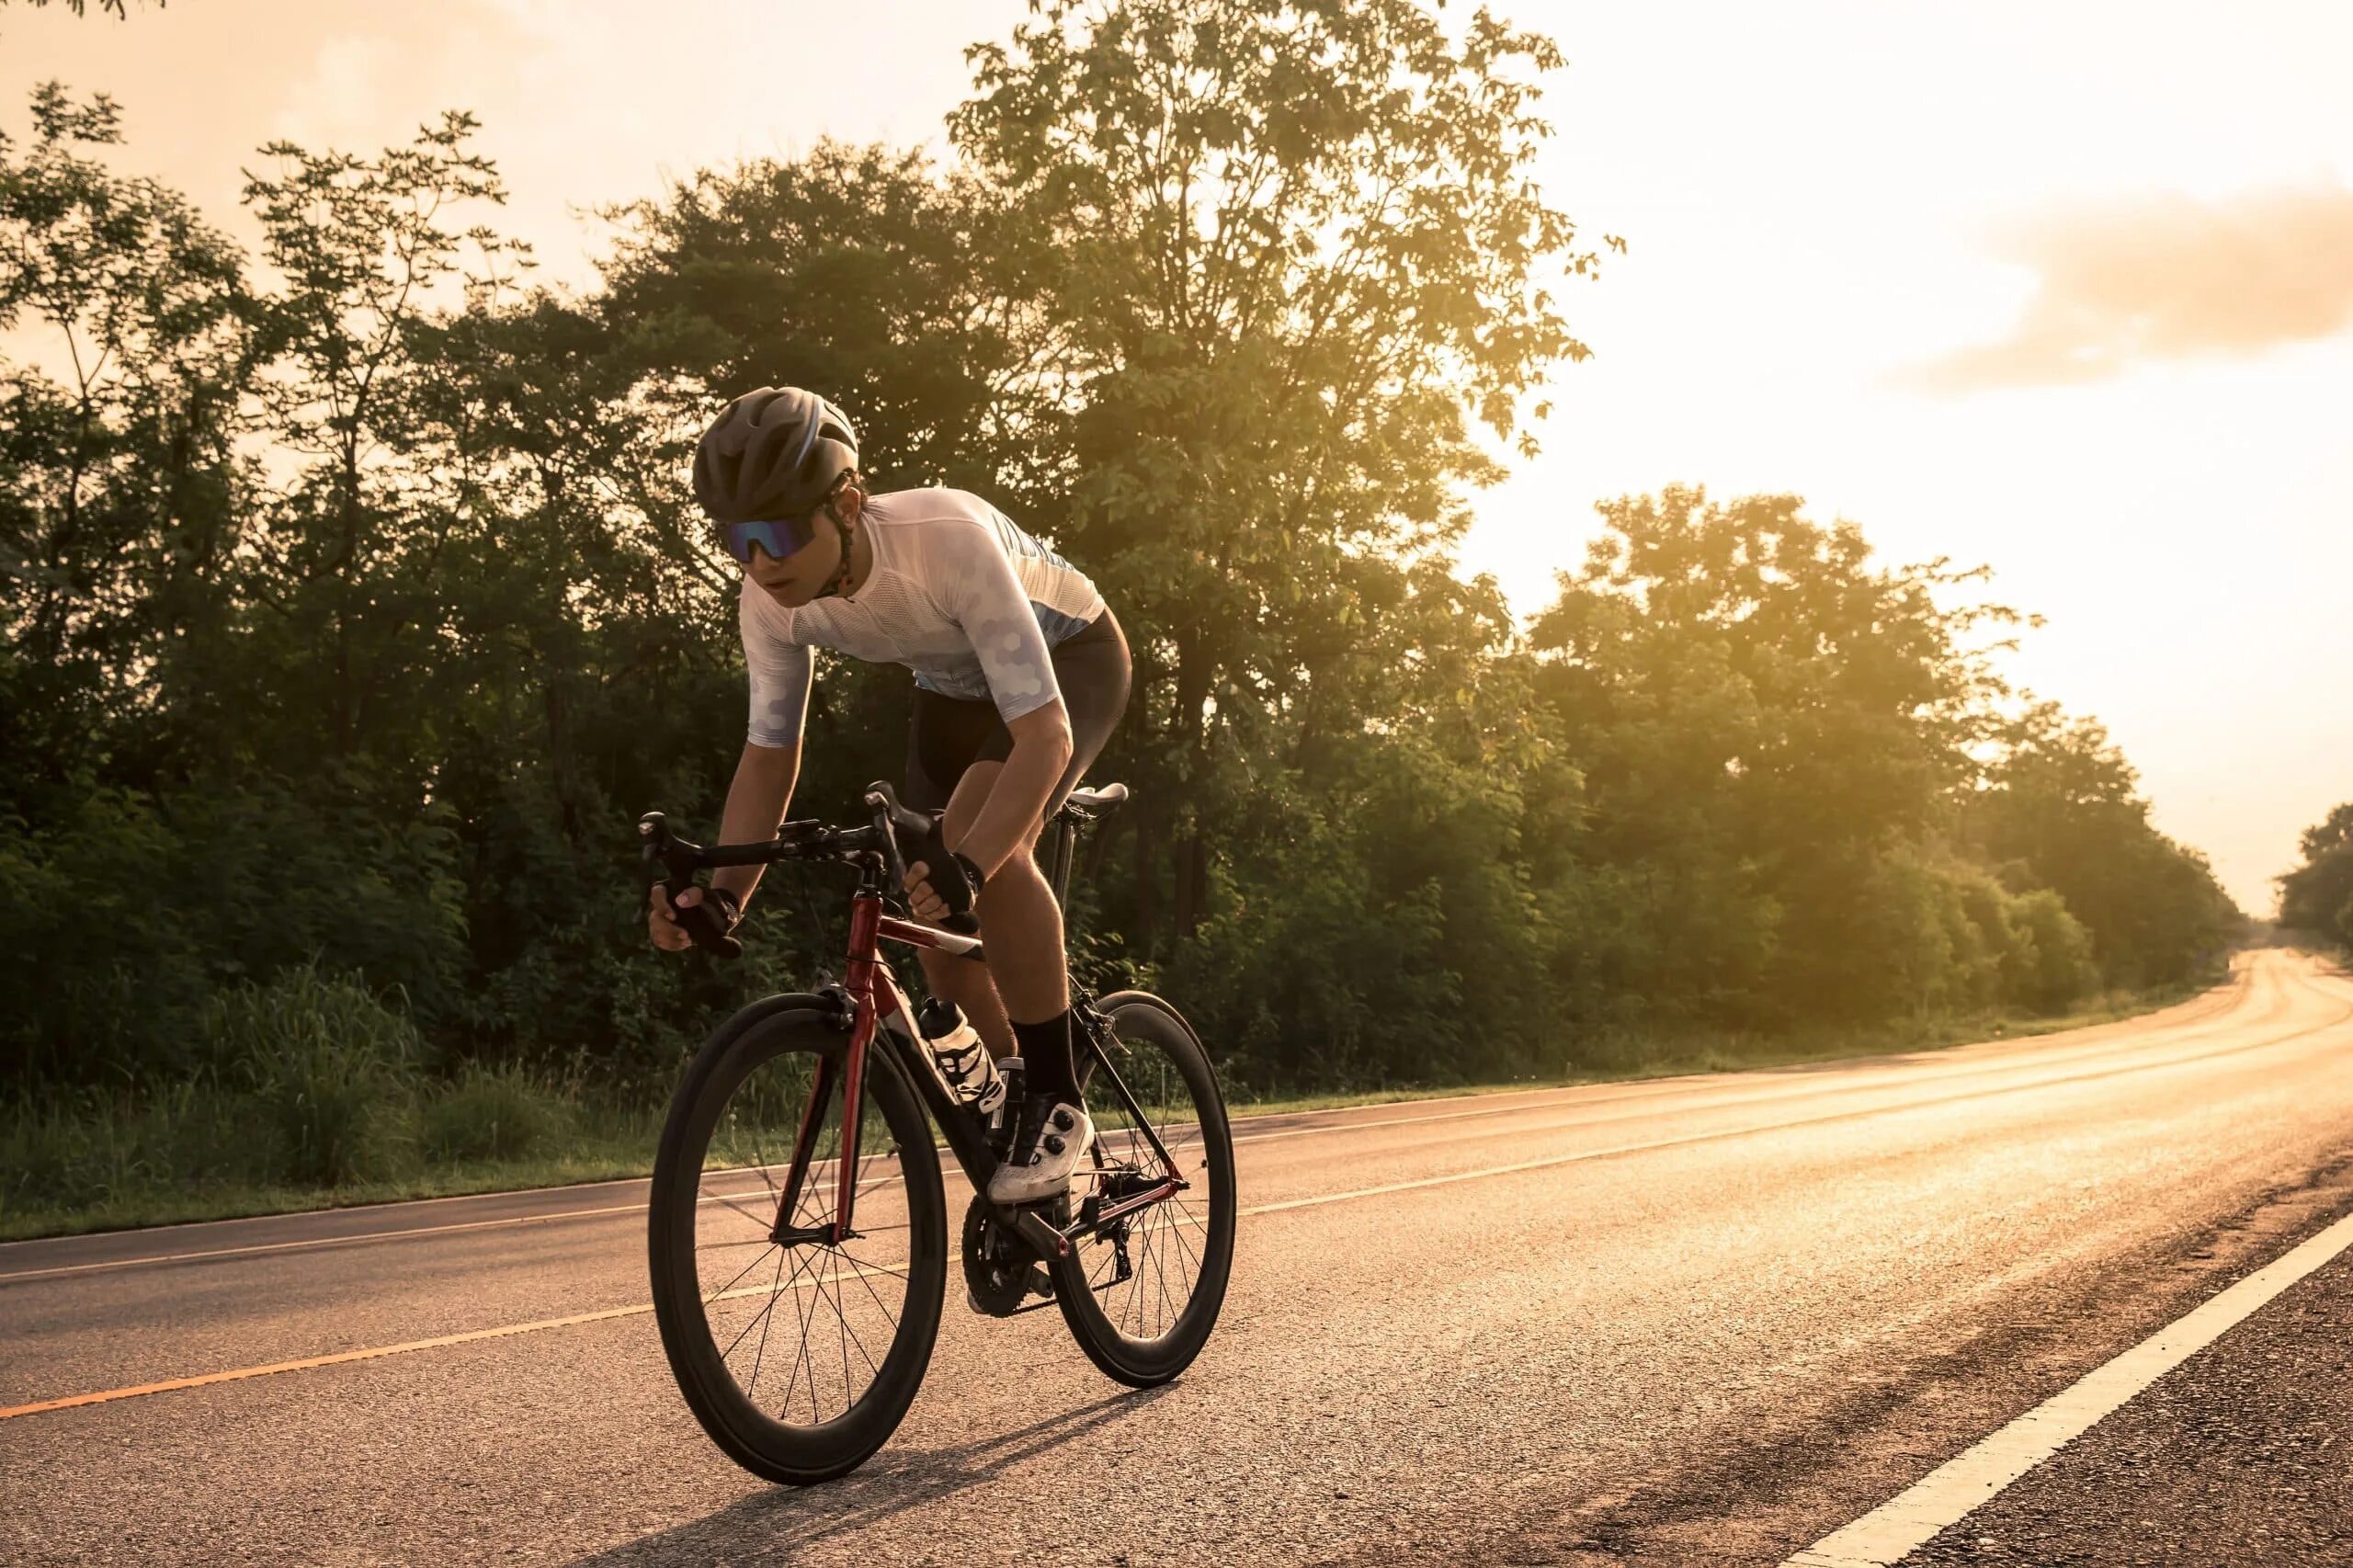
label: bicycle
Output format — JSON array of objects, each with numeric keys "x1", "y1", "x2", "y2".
[{"x1": 636, "y1": 779, "x2": 1236, "y2": 1484}]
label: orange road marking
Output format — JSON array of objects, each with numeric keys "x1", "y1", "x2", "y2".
[
  {"x1": 0, "y1": 1273, "x2": 888, "y2": 1422},
  {"x1": 0, "y1": 1302, "x2": 656, "y2": 1419},
  {"x1": 6, "y1": 984, "x2": 2336, "y2": 1426}
]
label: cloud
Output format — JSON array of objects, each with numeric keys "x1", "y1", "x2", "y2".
[{"x1": 1905, "y1": 184, "x2": 2353, "y2": 392}]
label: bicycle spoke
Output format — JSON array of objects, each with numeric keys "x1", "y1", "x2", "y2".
[
  {"x1": 701, "y1": 1239, "x2": 784, "y2": 1305},
  {"x1": 780, "y1": 1239, "x2": 824, "y2": 1423},
  {"x1": 828, "y1": 1249, "x2": 853, "y2": 1411},
  {"x1": 710, "y1": 1190, "x2": 777, "y2": 1233},
  {"x1": 743, "y1": 1250, "x2": 789, "y2": 1402},
  {"x1": 674, "y1": 1032, "x2": 938, "y2": 1442},
  {"x1": 718, "y1": 1247, "x2": 807, "y2": 1365},
  {"x1": 1065, "y1": 1015, "x2": 1231, "y2": 1354},
  {"x1": 845, "y1": 1257, "x2": 906, "y2": 1321}
]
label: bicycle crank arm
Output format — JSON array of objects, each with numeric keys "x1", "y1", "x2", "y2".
[{"x1": 1009, "y1": 1209, "x2": 1070, "y2": 1259}]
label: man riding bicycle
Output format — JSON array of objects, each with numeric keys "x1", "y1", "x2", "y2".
[{"x1": 646, "y1": 387, "x2": 1131, "y2": 1207}]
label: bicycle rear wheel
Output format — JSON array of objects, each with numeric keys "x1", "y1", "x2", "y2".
[
  {"x1": 1050, "y1": 992, "x2": 1236, "y2": 1385},
  {"x1": 648, "y1": 1001, "x2": 947, "y2": 1483}
]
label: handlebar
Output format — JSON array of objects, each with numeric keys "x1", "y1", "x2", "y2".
[{"x1": 639, "y1": 780, "x2": 979, "y2": 960}]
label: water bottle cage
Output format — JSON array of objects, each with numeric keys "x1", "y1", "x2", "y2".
[{"x1": 932, "y1": 1042, "x2": 985, "y2": 1082}]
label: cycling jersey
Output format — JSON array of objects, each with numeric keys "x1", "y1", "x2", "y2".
[{"x1": 740, "y1": 488, "x2": 1104, "y2": 749}]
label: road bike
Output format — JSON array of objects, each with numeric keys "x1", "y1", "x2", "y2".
[{"x1": 636, "y1": 780, "x2": 1235, "y2": 1483}]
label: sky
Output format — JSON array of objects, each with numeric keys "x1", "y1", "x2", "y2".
[{"x1": 7, "y1": 0, "x2": 2350, "y2": 911}]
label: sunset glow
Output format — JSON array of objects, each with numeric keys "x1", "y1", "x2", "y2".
[{"x1": 11, "y1": 0, "x2": 2349, "y2": 907}]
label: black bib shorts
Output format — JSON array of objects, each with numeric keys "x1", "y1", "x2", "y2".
[{"x1": 903, "y1": 608, "x2": 1131, "y2": 818}]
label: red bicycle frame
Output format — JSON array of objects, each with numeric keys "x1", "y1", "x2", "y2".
[
  {"x1": 721, "y1": 790, "x2": 1186, "y2": 1260},
  {"x1": 774, "y1": 888, "x2": 990, "y2": 1244}
]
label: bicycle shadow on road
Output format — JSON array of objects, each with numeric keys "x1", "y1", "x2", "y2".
[{"x1": 563, "y1": 1384, "x2": 1176, "y2": 1564}]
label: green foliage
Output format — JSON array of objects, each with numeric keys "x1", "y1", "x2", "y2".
[
  {"x1": 2, "y1": 1080, "x2": 260, "y2": 1214},
  {"x1": 0, "y1": 6, "x2": 2243, "y2": 1187},
  {"x1": 2278, "y1": 801, "x2": 2353, "y2": 946},
  {"x1": 208, "y1": 965, "x2": 422, "y2": 1186},
  {"x1": 2008, "y1": 890, "x2": 2100, "y2": 1013},
  {"x1": 951, "y1": 0, "x2": 1612, "y2": 948},
  {"x1": 421, "y1": 1062, "x2": 572, "y2": 1163},
  {"x1": 1968, "y1": 705, "x2": 2240, "y2": 985}
]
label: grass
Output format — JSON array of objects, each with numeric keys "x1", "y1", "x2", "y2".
[
  {"x1": 1214, "y1": 978, "x2": 2212, "y2": 1119},
  {"x1": 0, "y1": 976, "x2": 2215, "y2": 1244}
]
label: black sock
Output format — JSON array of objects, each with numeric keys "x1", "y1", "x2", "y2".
[{"x1": 1009, "y1": 1010, "x2": 1077, "y2": 1104}]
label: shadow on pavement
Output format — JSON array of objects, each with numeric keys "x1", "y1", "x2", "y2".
[{"x1": 565, "y1": 1385, "x2": 1175, "y2": 1564}]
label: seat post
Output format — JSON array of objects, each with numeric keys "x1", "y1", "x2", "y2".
[{"x1": 1050, "y1": 817, "x2": 1079, "y2": 911}]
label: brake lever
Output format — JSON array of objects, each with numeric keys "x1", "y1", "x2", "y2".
[
  {"x1": 861, "y1": 781, "x2": 980, "y2": 937},
  {"x1": 637, "y1": 812, "x2": 743, "y2": 960}
]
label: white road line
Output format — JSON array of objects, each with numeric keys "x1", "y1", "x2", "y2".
[
  {"x1": 6, "y1": 1010, "x2": 2347, "y2": 1424},
  {"x1": 1784, "y1": 1204, "x2": 2353, "y2": 1568},
  {"x1": 0, "y1": 1094, "x2": 1607, "y2": 1284},
  {"x1": 1, "y1": 992, "x2": 2332, "y2": 1287}
]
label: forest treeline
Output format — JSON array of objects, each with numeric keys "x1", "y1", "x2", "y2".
[
  {"x1": 3, "y1": 0, "x2": 2241, "y2": 1120},
  {"x1": 2278, "y1": 803, "x2": 2353, "y2": 949}
]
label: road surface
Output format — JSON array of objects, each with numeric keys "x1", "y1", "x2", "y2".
[{"x1": 5, "y1": 946, "x2": 2352, "y2": 1566}]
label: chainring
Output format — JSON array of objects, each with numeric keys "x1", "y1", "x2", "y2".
[{"x1": 961, "y1": 1193, "x2": 1052, "y2": 1317}]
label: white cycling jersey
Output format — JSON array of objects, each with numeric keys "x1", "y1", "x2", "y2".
[{"x1": 740, "y1": 487, "x2": 1104, "y2": 749}]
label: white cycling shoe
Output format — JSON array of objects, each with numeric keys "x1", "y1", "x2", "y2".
[{"x1": 988, "y1": 1096, "x2": 1094, "y2": 1206}]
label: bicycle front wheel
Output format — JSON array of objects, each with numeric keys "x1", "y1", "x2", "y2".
[
  {"x1": 648, "y1": 1001, "x2": 947, "y2": 1484},
  {"x1": 1051, "y1": 991, "x2": 1236, "y2": 1386}
]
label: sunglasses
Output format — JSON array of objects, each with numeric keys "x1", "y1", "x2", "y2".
[{"x1": 720, "y1": 517, "x2": 816, "y2": 566}]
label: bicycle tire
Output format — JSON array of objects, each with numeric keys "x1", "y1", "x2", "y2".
[
  {"x1": 1049, "y1": 991, "x2": 1236, "y2": 1386},
  {"x1": 648, "y1": 999, "x2": 947, "y2": 1483}
]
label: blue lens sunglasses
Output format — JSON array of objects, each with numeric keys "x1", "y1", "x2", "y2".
[{"x1": 721, "y1": 517, "x2": 817, "y2": 565}]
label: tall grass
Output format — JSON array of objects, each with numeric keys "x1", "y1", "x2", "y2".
[{"x1": 1, "y1": 963, "x2": 581, "y2": 1236}]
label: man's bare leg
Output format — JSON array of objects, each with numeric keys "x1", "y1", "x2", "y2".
[
  {"x1": 915, "y1": 947, "x2": 1015, "y2": 1059},
  {"x1": 912, "y1": 760, "x2": 1069, "y2": 1059}
]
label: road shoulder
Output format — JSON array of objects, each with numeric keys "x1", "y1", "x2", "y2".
[{"x1": 1898, "y1": 1222, "x2": 2353, "y2": 1565}]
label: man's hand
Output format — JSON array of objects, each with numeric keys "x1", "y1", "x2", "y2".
[
  {"x1": 648, "y1": 883, "x2": 739, "y2": 952},
  {"x1": 904, "y1": 850, "x2": 981, "y2": 925},
  {"x1": 904, "y1": 860, "x2": 953, "y2": 925}
]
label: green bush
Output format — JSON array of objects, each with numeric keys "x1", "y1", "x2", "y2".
[
  {"x1": 422, "y1": 1063, "x2": 573, "y2": 1163},
  {"x1": 209, "y1": 965, "x2": 423, "y2": 1187},
  {"x1": 2007, "y1": 890, "x2": 2098, "y2": 1014},
  {"x1": 0, "y1": 1080, "x2": 269, "y2": 1214}
]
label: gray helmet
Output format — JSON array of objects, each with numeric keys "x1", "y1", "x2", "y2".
[{"x1": 692, "y1": 386, "x2": 859, "y2": 524}]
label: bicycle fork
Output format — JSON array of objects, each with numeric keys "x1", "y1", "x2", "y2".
[{"x1": 771, "y1": 892, "x2": 893, "y2": 1245}]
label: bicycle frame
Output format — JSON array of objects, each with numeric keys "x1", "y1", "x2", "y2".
[{"x1": 782, "y1": 861, "x2": 1185, "y2": 1261}]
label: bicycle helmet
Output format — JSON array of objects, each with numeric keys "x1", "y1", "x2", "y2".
[{"x1": 692, "y1": 386, "x2": 859, "y2": 525}]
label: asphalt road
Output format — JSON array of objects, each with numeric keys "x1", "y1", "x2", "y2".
[{"x1": 6, "y1": 947, "x2": 2352, "y2": 1567}]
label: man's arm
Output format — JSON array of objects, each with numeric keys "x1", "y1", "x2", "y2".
[
  {"x1": 954, "y1": 701, "x2": 1073, "y2": 879},
  {"x1": 930, "y1": 517, "x2": 1075, "y2": 878},
  {"x1": 711, "y1": 739, "x2": 801, "y2": 911}
]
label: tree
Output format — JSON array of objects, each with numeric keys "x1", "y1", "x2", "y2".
[
  {"x1": 1972, "y1": 705, "x2": 2240, "y2": 986},
  {"x1": 1, "y1": 1, "x2": 162, "y2": 17},
  {"x1": 949, "y1": 0, "x2": 1613, "y2": 947},
  {"x1": 1530, "y1": 486, "x2": 2025, "y2": 1021},
  {"x1": 0, "y1": 84, "x2": 249, "y2": 807},
  {"x1": 216, "y1": 111, "x2": 531, "y2": 767},
  {"x1": 600, "y1": 143, "x2": 1069, "y2": 539},
  {"x1": 2279, "y1": 800, "x2": 2353, "y2": 944}
]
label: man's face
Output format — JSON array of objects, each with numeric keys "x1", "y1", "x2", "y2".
[{"x1": 742, "y1": 489, "x2": 858, "y2": 607}]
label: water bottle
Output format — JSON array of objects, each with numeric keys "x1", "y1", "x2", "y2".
[{"x1": 916, "y1": 997, "x2": 1006, "y2": 1117}]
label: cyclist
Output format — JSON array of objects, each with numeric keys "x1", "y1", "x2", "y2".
[{"x1": 647, "y1": 387, "x2": 1131, "y2": 1206}]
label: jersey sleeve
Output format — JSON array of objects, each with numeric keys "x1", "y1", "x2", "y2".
[
  {"x1": 740, "y1": 588, "x2": 813, "y2": 749},
  {"x1": 935, "y1": 515, "x2": 1065, "y2": 723}
]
